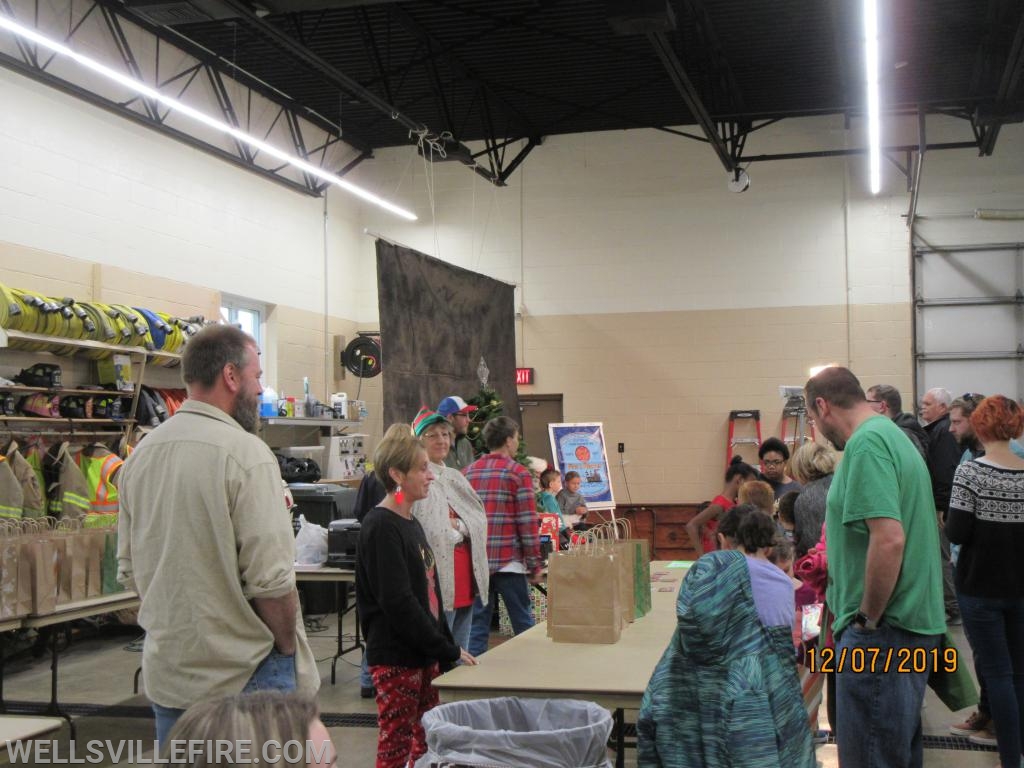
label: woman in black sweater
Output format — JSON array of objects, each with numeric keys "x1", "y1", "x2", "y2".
[
  {"x1": 356, "y1": 427, "x2": 476, "y2": 768},
  {"x1": 946, "y1": 395, "x2": 1024, "y2": 768}
]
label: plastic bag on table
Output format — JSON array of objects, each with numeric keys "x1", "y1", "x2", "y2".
[
  {"x1": 294, "y1": 514, "x2": 328, "y2": 565},
  {"x1": 415, "y1": 697, "x2": 612, "y2": 768}
]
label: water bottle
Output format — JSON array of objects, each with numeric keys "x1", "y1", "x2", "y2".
[{"x1": 260, "y1": 387, "x2": 277, "y2": 418}]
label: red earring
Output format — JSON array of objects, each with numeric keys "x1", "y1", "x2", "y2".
[{"x1": 394, "y1": 485, "x2": 405, "y2": 505}]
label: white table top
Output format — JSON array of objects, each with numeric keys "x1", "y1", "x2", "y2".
[
  {"x1": 0, "y1": 715, "x2": 64, "y2": 743},
  {"x1": 23, "y1": 591, "x2": 140, "y2": 628},
  {"x1": 434, "y1": 561, "x2": 687, "y2": 711},
  {"x1": 294, "y1": 566, "x2": 356, "y2": 582}
]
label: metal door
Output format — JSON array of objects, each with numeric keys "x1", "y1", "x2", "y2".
[
  {"x1": 914, "y1": 242, "x2": 1024, "y2": 402},
  {"x1": 519, "y1": 395, "x2": 564, "y2": 468}
]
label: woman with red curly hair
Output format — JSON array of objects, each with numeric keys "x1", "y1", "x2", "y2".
[{"x1": 946, "y1": 395, "x2": 1024, "y2": 768}]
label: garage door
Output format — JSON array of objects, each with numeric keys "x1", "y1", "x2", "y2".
[{"x1": 914, "y1": 242, "x2": 1024, "y2": 402}]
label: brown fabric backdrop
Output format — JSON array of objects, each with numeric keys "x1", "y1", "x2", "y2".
[{"x1": 376, "y1": 240, "x2": 520, "y2": 430}]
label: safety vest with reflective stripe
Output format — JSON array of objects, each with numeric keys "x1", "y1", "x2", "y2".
[{"x1": 75, "y1": 448, "x2": 123, "y2": 517}]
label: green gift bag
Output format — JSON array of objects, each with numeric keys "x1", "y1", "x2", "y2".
[
  {"x1": 629, "y1": 538, "x2": 651, "y2": 617},
  {"x1": 927, "y1": 630, "x2": 978, "y2": 712},
  {"x1": 85, "y1": 513, "x2": 123, "y2": 594}
]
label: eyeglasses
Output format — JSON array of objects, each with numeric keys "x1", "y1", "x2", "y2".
[
  {"x1": 763, "y1": 459, "x2": 786, "y2": 467},
  {"x1": 421, "y1": 431, "x2": 450, "y2": 440},
  {"x1": 961, "y1": 393, "x2": 984, "y2": 402}
]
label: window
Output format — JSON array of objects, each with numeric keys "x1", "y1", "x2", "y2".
[{"x1": 220, "y1": 297, "x2": 264, "y2": 350}]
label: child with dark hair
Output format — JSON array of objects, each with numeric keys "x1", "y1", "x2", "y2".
[
  {"x1": 685, "y1": 455, "x2": 758, "y2": 555},
  {"x1": 556, "y1": 470, "x2": 587, "y2": 523},
  {"x1": 718, "y1": 506, "x2": 795, "y2": 630},
  {"x1": 758, "y1": 436, "x2": 802, "y2": 499}
]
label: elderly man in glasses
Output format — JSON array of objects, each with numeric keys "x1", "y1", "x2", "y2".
[
  {"x1": 866, "y1": 384, "x2": 929, "y2": 462},
  {"x1": 917, "y1": 387, "x2": 962, "y2": 626}
]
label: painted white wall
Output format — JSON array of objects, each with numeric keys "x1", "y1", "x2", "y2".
[
  {"x1": 0, "y1": 67, "x2": 366, "y2": 312},
  {"x1": 352, "y1": 115, "x2": 949, "y2": 321}
]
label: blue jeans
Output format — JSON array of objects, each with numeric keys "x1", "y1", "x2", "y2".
[
  {"x1": 467, "y1": 573, "x2": 534, "y2": 657},
  {"x1": 242, "y1": 648, "x2": 297, "y2": 693},
  {"x1": 445, "y1": 605, "x2": 474, "y2": 654},
  {"x1": 835, "y1": 623, "x2": 940, "y2": 768},
  {"x1": 360, "y1": 654, "x2": 373, "y2": 689},
  {"x1": 152, "y1": 703, "x2": 185, "y2": 747},
  {"x1": 958, "y1": 593, "x2": 1024, "y2": 768},
  {"x1": 152, "y1": 649, "x2": 296, "y2": 746}
]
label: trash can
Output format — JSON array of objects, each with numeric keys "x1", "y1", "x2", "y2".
[{"x1": 415, "y1": 697, "x2": 613, "y2": 768}]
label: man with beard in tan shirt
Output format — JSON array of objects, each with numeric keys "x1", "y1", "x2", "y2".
[{"x1": 118, "y1": 324, "x2": 317, "y2": 744}]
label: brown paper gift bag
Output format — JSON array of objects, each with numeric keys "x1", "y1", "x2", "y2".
[
  {"x1": 56, "y1": 521, "x2": 88, "y2": 604},
  {"x1": 0, "y1": 523, "x2": 20, "y2": 618},
  {"x1": 22, "y1": 520, "x2": 59, "y2": 615},
  {"x1": 84, "y1": 529, "x2": 104, "y2": 598},
  {"x1": 607, "y1": 521, "x2": 638, "y2": 624},
  {"x1": 546, "y1": 536, "x2": 622, "y2": 644}
]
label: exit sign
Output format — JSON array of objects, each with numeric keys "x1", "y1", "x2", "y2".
[{"x1": 515, "y1": 367, "x2": 535, "y2": 385}]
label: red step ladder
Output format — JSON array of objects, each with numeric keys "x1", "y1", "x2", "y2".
[
  {"x1": 780, "y1": 398, "x2": 815, "y2": 454},
  {"x1": 726, "y1": 409, "x2": 762, "y2": 468}
]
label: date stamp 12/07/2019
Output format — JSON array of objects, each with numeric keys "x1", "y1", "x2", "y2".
[{"x1": 807, "y1": 646, "x2": 958, "y2": 675}]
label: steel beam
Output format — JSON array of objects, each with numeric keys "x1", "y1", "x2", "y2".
[
  {"x1": 977, "y1": 8, "x2": 1024, "y2": 155},
  {"x1": 0, "y1": 48, "x2": 319, "y2": 195},
  {"x1": 0, "y1": 0, "x2": 368, "y2": 195},
  {"x1": 647, "y1": 30, "x2": 736, "y2": 173}
]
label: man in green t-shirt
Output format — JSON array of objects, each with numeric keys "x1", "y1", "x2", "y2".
[{"x1": 805, "y1": 366, "x2": 944, "y2": 768}]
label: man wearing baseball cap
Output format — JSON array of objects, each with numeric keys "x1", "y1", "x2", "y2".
[{"x1": 437, "y1": 396, "x2": 478, "y2": 471}]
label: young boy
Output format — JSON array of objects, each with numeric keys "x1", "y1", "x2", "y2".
[
  {"x1": 556, "y1": 470, "x2": 588, "y2": 527},
  {"x1": 540, "y1": 468, "x2": 579, "y2": 549}
]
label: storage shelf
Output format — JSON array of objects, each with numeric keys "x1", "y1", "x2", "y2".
[
  {"x1": 262, "y1": 417, "x2": 364, "y2": 429},
  {"x1": 0, "y1": 416, "x2": 133, "y2": 425},
  {"x1": 0, "y1": 328, "x2": 181, "y2": 361},
  {"x1": 0, "y1": 384, "x2": 133, "y2": 397}
]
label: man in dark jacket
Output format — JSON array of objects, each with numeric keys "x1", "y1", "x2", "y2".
[
  {"x1": 866, "y1": 384, "x2": 928, "y2": 461},
  {"x1": 920, "y1": 386, "x2": 961, "y2": 624}
]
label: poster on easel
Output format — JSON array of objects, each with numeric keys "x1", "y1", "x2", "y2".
[{"x1": 548, "y1": 422, "x2": 615, "y2": 510}]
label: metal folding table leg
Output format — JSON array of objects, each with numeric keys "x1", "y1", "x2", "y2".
[
  {"x1": 329, "y1": 582, "x2": 364, "y2": 685},
  {"x1": 47, "y1": 625, "x2": 76, "y2": 739}
]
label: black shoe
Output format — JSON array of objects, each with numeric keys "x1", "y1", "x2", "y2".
[{"x1": 360, "y1": 686, "x2": 376, "y2": 699}]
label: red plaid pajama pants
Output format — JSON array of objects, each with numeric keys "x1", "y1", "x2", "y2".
[{"x1": 369, "y1": 663, "x2": 440, "y2": 768}]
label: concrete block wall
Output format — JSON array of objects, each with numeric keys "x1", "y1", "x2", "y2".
[
  {"x1": 4, "y1": 55, "x2": 1024, "y2": 499},
  {"x1": 352, "y1": 117, "x2": 1024, "y2": 500}
]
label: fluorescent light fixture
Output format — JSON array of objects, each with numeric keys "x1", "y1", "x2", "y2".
[
  {"x1": 864, "y1": 0, "x2": 881, "y2": 194},
  {"x1": 975, "y1": 208, "x2": 1024, "y2": 220},
  {"x1": 0, "y1": 12, "x2": 417, "y2": 221}
]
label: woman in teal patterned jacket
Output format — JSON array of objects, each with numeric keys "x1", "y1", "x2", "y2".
[{"x1": 637, "y1": 549, "x2": 814, "y2": 768}]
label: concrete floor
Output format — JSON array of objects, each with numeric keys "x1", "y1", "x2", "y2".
[{"x1": 0, "y1": 610, "x2": 1000, "y2": 768}]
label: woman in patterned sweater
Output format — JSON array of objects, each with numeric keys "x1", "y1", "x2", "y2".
[{"x1": 947, "y1": 395, "x2": 1024, "y2": 768}]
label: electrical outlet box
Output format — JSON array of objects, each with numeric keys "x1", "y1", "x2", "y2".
[{"x1": 618, "y1": 442, "x2": 625, "y2": 453}]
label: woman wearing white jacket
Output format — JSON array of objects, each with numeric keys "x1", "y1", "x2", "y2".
[{"x1": 411, "y1": 407, "x2": 490, "y2": 652}]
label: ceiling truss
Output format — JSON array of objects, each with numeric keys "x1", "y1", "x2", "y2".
[
  {"x1": 2, "y1": 0, "x2": 1023, "y2": 195},
  {"x1": 0, "y1": 0, "x2": 368, "y2": 196}
]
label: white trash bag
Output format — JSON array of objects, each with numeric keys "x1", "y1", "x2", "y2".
[
  {"x1": 294, "y1": 514, "x2": 328, "y2": 565},
  {"x1": 415, "y1": 697, "x2": 613, "y2": 768}
]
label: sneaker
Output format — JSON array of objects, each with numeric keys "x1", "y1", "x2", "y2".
[
  {"x1": 812, "y1": 729, "x2": 830, "y2": 745},
  {"x1": 968, "y1": 725, "x2": 997, "y2": 747},
  {"x1": 950, "y1": 710, "x2": 990, "y2": 738},
  {"x1": 360, "y1": 686, "x2": 376, "y2": 699}
]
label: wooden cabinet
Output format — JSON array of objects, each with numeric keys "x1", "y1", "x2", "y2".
[{"x1": 609, "y1": 503, "x2": 704, "y2": 561}]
